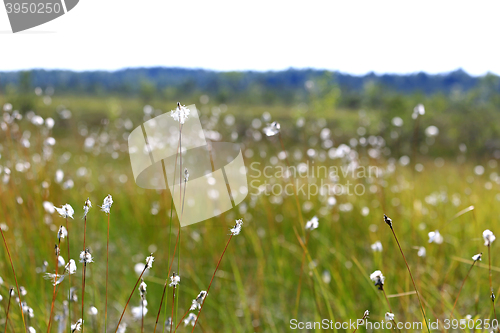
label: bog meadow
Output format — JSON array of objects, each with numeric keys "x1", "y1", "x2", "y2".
[{"x1": 1, "y1": 68, "x2": 500, "y2": 332}]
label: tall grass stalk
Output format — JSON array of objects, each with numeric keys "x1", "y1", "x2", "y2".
[
  {"x1": 0, "y1": 228, "x2": 26, "y2": 333},
  {"x1": 4, "y1": 288, "x2": 12, "y2": 333},
  {"x1": 47, "y1": 244, "x2": 60, "y2": 333},
  {"x1": 153, "y1": 279, "x2": 168, "y2": 333},
  {"x1": 450, "y1": 259, "x2": 477, "y2": 317},
  {"x1": 488, "y1": 245, "x2": 498, "y2": 322},
  {"x1": 105, "y1": 212, "x2": 110, "y2": 333},
  {"x1": 114, "y1": 265, "x2": 148, "y2": 333},
  {"x1": 190, "y1": 234, "x2": 234, "y2": 333},
  {"x1": 81, "y1": 226, "x2": 88, "y2": 333},
  {"x1": 384, "y1": 215, "x2": 430, "y2": 333},
  {"x1": 65, "y1": 216, "x2": 72, "y2": 333},
  {"x1": 170, "y1": 285, "x2": 176, "y2": 333}
]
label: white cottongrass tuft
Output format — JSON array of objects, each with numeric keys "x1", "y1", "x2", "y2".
[
  {"x1": 79, "y1": 249, "x2": 94, "y2": 264},
  {"x1": 305, "y1": 216, "x2": 319, "y2": 231},
  {"x1": 169, "y1": 273, "x2": 180, "y2": 287},
  {"x1": 171, "y1": 102, "x2": 191, "y2": 124},
  {"x1": 370, "y1": 270, "x2": 385, "y2": 289},
  {"x1": 131, "y1": 300, "x2": 148, "y2": 320},
  {"x1": 184, "y1": 313, "x2": 197, "y2": 327},
  {"x1": 189, "y1": 290, "x2": 207, "y2": 311},
  {"x1": 71, "y1": 318, "x2": 83, "y2": 332},
  {"x1": 28, "y1": 327, "x2": 36, "y2": 333},
  {"x1": 428, "y1": 230, "x2": 443, "y2": 244},
  {"x1": 57, "y1": 225, "x2": 68, "y2": 241},
  {"x1": 472, "y1": 253, "x2": 482, "y2": 262},
  {"x1": 263, "y1": 121, "x2": 280, "y2": 137},
  {"x1": 83, "y1": 198, "x2": 92, "y2": 218},
  {"x1": 417, "y1": 247, "x2": 426, "y2": 257},
  {"x1": 483, "y1": 229, "x2": 496, "y2": 246},
  {"x1": 44, "y1": 273, "x2": 66, "y2": 286},
  {"x1": 88, "y1": 306, "x2": 98, "y2": 316},
  {"x1": 54, "y1": 204, "x2": 74, "y2": 219},
  {"x1": 139, "y1": 280, "x2": 147, "y2": 298},
  {"x1": 145, "y1": 254, "x2": 154, "y2": 269},
  {"x1": 117, "y1": 323, "x2": 127, "y2": 333},
  {"x1": 385, "y1": 312, "x2": 395, "y2": 321},
  {"x1": 100, "y1": 194, "x2": 113, "y2": 214},
  {"x1": 65, "y1": 259, "x2": 77, "y2": 275},
  {"x1": 230, "y1": 219, "x2": 244, "y2": 236},
  {"x1": 370, "y1": 241, "x2": 383, "y2": 252}
]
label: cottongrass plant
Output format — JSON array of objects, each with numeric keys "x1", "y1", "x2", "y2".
[
  {"x1": 101, "y1": 194, "x2": 113, "y2": 333},
  {"x1": 190, "y1": 219, "x2": 243, "y2": 332},
  {"x1": 4, "y1": 288, "x2": 14, "y2": 333},
  {"x1": 352, "y1": 310, "x2": 369, "y2": 333},
  {"x1": 483, "y1": 229, "x2": 497, "y2": 321},
  {"x1": 169, "y1": 273, "x2": 180, "y2": 332},
  {"x1": 81, "y1": 198, "x2": 91, "y2": 333},
  {"x1": 115, "y1": 254, "x2": 154, "y2": 333},
  {"x1": 295, "y1": 216, "x2": 318, "y2": 315},
  {"x1": 55, "y1": 203, "x2": 74, "y2": 331},
  {"x1": 450, "y1": 253, "x2": 482, "y2": 317},
  {"x1": 383, "y1": 214, "x2": 430, "y2": 333}
]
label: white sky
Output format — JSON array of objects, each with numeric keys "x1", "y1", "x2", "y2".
[{"x1": 0, "y1": 0, "x2": 499, "y2": 75}]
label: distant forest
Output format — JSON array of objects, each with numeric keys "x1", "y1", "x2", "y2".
[{"x1": 1, "y1": 68, "x2": 499, "y2": 106}]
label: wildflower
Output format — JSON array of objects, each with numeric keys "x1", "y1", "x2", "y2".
[
  {"x1": 54, "y1": 204, "x2": 74, "y2": 219},
  {"x1": 184, "y1": 313, "x2": 197, "y2": 327},
  {"x1": 170, "y1": 102, "x2": 190, "y2": 124},
  {"x1": 385, "y1": 312, "x2": 395, "y2": 321},
  {"x1": 305, "y1": 216, "x2": 319, "y2": 231},
  {"x1": 230, "y1": 219, "x2": 243, "y2": 236},
  {"x1": 139, "y1": 280, "x2": 147, "y2": 298},
  {"x1": 65, "y1": 259, "x2": 77, "y2": 275},
  {"x1": 428, "y1": 230, "x2": 443, "y2": 244},
  {"x1": 145, "y1": 254, "x2": 154, "y2": 269},
  {"x1": 383, "y1": 214, "x2": 392, "y2": 228},
  {"x1": 28, "y1": 327, "x2": 36, "y2": 333},
  {"x1": 169, "y1": 273, "x2": 180, "y2": 287},
  {"x1": 417, "y1": 247, "x2": 426, "y2": 257},
  {"x1": 131, "y1": 300, "x2": 148, "y2": 319},
  {"x1": 71, "y1": 318, "x2": 83, "y2": 332},
  {"x1": 190, "y1": 290, "x2": 207, "y2": 311},
  {"x1": 472, "y1": 253, "x2": 482, "y2": 261},
  {"x1": 369, "y1": 270, "x2": 385, "y2": 290},
  {"x1": 57, "y1": 225, "x2": 68, "y2": 241},
  {"x1": 83, "y1": 198, "x2": 92, "y2": 218},
  {"x1": 100, "y1": 195, "x2": 113, "y2": 214},
  {"x1": 88, "y1": 306, "x2": 98, "y2": 316},
  {"x1": 79, "y1": 249, "x2": 93, "y2": 264},
  {"x1": 263, "y1": 121, "x2": 280, "y2": 137},
  {"x1": 370, "y1": 241, "x2": 383, "y2": 252},
  {"x1": 483, "y1": 229, "x2": 496, "y2": 246}
]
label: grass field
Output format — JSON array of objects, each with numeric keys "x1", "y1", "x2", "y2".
[{"x1": 1, "y1": 94, "x2": 500, "y2": 332}]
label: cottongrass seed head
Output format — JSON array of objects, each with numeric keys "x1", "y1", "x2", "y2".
[
  {"x1": 383, "y1": 214, "x2": 392, "y2": 228},
  {"x1": 385, "y1": 312, "x2": 395, "y2": 321},
  {"x1": 428, "y1": 230, "x2": 444, "y2": 244},
  {"x1": 100, "y1": 194, "x2": 113, "y2": 214},
  {"x1": 65, "y1": 259, "x2": 77, "y2": 275},
  {"x1": 483, "y1": 229, "x2": 496, "y2": 246},
  {"x1": 132, "y1": 299, "x2": 148, "y2": 319},
  {"x1": 71, "y1": 318, "x2": 83, "y2": 332},
  {"x1": 370, "y1": 270, "x2": 385, "y2": 290},
  {"x1": 83, "y1": 198, "x2": 92, "y2": 218},
  {"x1": 57, "y1": 225, "x2": 68, "y2": 241},
  {"x1": 184, "y1": 313, "x2": 197, "y2": 327},
  {"x1": 371, "y1": 241, "x2": 383, "y2": 252},
  {"x1": 139, "y1": 279, "x2": 147, "y2": 298},
  {"x1": 145, "y1": 253, "x2": 154, "y2": 269},
  {"x1": 171, "y1": 102, "x2": 190, "y2": 124},
  {"x1": 80, "y1": 249, "x2": 93, "y2": 264},
  {"x1": 169, "y1": 273, "x2": 180, "y2": 287},
  {"x1": 305, "y1": 216, "x2": 319, "y2": 231},
  {"x1": 472, "y1": 253, "x2": 482, "y2": 261},
  {"x1": 54, "y1": 204, "x2": 74, "y2": 219},
  {"x1": 190, "y1": 290, "x2": 207, "y2": 311},
  {"x1": 230, "y1": 219, "x2": 244, "y2": 235},
  {"x1": 263, "y1": 121, "x2": 280, "y2": 137}
]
